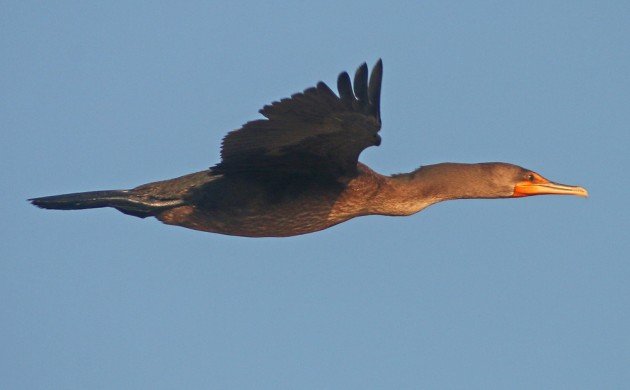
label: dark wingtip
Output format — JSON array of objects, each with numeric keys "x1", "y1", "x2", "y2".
[
  {"x1": 372, "y1": 59, "x2": 383, "y2": 79},
  {"x1": 353, "y1": 63, "x2": 369, "y2": 104},
  {"x1": 337, "y1": 71, "x2": 354, "y2": 102},
  {"x1": 368, "y1": 59, "x2": 383, "y2": 120},
  {"x1": 335, "y1": 60, "x2": 383, "y2": 119}
]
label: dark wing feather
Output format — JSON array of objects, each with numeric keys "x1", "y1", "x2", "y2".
[
  {"x1": 212, "y1": 60, "x2": 383, "y2": 181},
  {"x1": 353, "y1": 63, "x2": 369, "y2": 107}
]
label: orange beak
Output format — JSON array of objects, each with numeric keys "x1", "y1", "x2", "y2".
[{"x1": 513, "y1": 173, "x2": 588, "y2": 198}]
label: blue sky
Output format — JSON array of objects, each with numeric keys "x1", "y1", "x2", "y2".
[{"x1": 2, "y1": 1, "x2": 629, "y2": 388}]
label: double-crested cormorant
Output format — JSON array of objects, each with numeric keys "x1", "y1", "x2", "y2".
[{"x1": 30, "y1": 60, "x2": 587, "y2": 237}]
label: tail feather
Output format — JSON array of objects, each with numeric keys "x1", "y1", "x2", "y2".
[
  {"x1": 29, "y1": 190, "x2": 184, "y2": 218},
  {"x1": 30, "y1": 190, "x2": 132, "y2": 211}
]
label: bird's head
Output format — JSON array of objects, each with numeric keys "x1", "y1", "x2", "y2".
[{"x1": 480, "y1": 163, "x2": 588, "y2": 198}]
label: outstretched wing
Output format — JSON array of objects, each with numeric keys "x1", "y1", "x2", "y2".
[{"x1": 212, "y1": 60, "x2": 383, "y2": 181}]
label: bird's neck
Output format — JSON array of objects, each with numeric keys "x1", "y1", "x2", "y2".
[{"x1": 374, "y1": 163, "x2": 504, "y2": 216}]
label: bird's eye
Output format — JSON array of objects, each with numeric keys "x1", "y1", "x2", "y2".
[{"x1": 527, "y1": 173, "x2": 535, "y2": 181}]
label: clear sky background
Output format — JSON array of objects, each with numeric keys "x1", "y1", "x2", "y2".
[{"x1": 2, "y1": 1, "x2": 629, "y2": 389}]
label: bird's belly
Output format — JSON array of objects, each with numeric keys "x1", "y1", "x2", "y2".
[
  {"x1": 156, "y1": 181, "x2": 353, "y2": 237},
  {"x1": 157, "y1": 203, "x2": 347, "y2": 237}
]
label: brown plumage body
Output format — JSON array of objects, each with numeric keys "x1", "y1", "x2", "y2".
[
  {"x1": 139, "y1": 163, "x2": 414, "y2": 237},
  {"x1": 30, "y1": 60, "x2": 587, "y2": 237}
]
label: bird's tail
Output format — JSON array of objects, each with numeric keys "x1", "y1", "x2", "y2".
[
  {"x1": 29, "y1": 190, "x2": 182, "y2": 218},
  {"x1": 30, "y1": 190, "x2": 131, "y2": 210}
]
